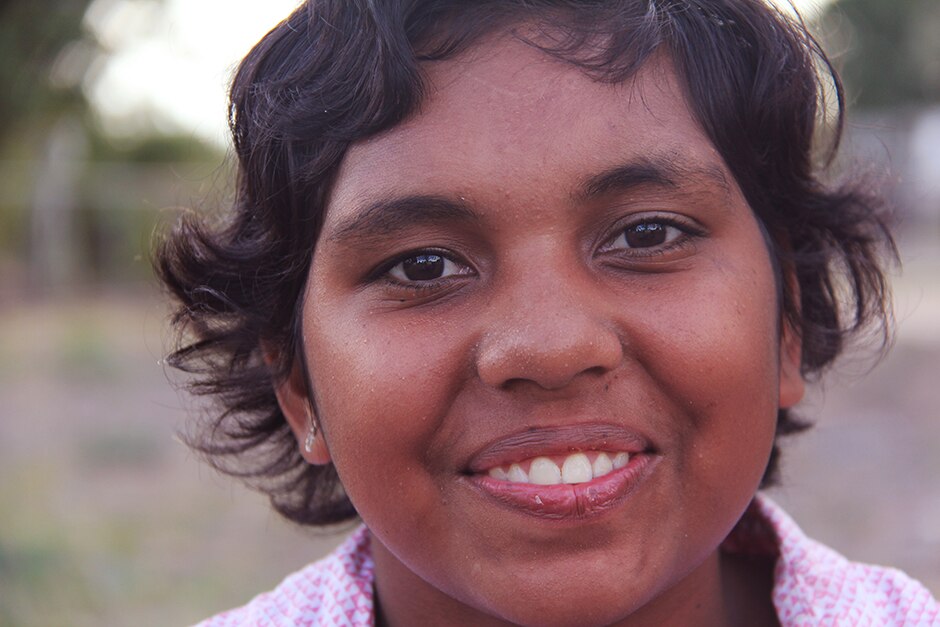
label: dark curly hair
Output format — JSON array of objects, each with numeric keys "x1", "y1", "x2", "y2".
[{"x1": 156, "y1": 0, "x2": 895, "y2": 526}]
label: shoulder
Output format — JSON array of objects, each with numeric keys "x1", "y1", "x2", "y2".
[
  {"x1": 193, "y1": 526, "x2": 376, "y2": 627},
  {"x1": 753, "y1": 495, "x2": 940, "y2": 626}
]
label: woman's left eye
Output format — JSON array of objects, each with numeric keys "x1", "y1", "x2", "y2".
[
  {"x1": 604, "y1": 219, "x2": 690, "y2": 252},
  {"x1": 387, "y1": 252, "x2": 468, "y2": 283}
]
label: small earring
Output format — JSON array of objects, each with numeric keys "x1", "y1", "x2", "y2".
[{"x1": 304, "y1": 405, "x2": 318, "y2": 454}]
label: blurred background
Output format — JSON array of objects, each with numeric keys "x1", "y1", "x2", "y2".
[{"x1": 0, "y1": 0, "x2": 937, "y2": 624}]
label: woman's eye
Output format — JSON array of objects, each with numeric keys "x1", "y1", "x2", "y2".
[
  {"x1": 609, "y1": 221, "x2": 684, "y2": 250},
  {"x1": 388, "y1": 253, "x2": 466, "y2": 282}
]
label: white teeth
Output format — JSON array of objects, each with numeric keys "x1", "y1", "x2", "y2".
[
  {"x1": 528, "y1": 457, "x2": 562, "y2": 485},
  {"x1": 507, "y1": 463, "x2": 529, "y2": 483},
  {"x1": 592, "y1": 452, "x2": 613, "y2": 478},
  {"x1": 561, "y1": 452, "x2": 593, "y2": 484},
  {"x1": 612, "y1": 452, "x2": 630, "y2": 469},
  {"x1": 487, "y1": 451, "x2": 633, "y2": 485},
  {"x1": 488, "y1": 467, "x2": 508, "y2": 481}
]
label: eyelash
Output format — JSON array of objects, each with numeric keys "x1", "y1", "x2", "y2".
[
  {"x1": 599, "y1": 214, "x2": 704, "y2": 259},
  {"x1": 370, "y1": 248, "x2": 475, "y2": 293}
]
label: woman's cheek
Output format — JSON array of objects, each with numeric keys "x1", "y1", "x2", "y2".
[{"x1": 308, "y1": 309, "x2": 457, "y2": 457}]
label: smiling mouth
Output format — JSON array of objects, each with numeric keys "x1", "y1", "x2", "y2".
[
  {"x1": 485, "y1": 451, "x2": 631, "y2": 485},
  {"x1": 465, "y1": 425, "x2": 658, "y2": 520}
]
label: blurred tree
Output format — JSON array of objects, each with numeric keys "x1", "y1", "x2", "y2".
[
  {"x1": 88, "y1": 131, "x2": 223, "y2": 164},
  {"x1": 820, "y1": 0, "x2": 940, "y2": 108},
  {"x1": 0, "y1": 0, "x2": 225, "y2": 290},
  {"x1": 0, "y1": 0, "x2": 100, "y2": 147}
]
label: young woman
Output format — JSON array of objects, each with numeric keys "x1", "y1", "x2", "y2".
[{"x1": 158, "y1": 1, "x2": 938, "y2": 624}]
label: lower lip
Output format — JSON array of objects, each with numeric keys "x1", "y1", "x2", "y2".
[{"x1": 467, "y1": 454, "x2": 657, "y2": 520}]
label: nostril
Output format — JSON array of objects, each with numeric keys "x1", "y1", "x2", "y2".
[
  {"x1": 584, "y1": 365, "x2": 610, "y2": 378},
  {"x1": 501, "y1": 366, "x2": 612, "y2": 393}
]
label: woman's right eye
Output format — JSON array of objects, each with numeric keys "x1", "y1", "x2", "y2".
[{"x1": 387, "y1": 252, "x2": 471, "y2": 283}]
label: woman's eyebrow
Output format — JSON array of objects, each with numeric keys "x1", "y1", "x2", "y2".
[
  {"x1": 327, "y1": 159, "x2": 731, "y2": 245},
  {"x1": 327, "y1": 195, "x2": 480, "y2": 244},
  {"x1": 579, "y1": 157, "x2": 731, "y2": 200}
]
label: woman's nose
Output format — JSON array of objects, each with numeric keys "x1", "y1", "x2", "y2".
[{"x1": 475, "y1": 271, "x2": 625, "y2": 391}]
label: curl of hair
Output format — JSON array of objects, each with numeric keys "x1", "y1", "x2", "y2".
[{"x1": 156, "y1": 0, "x2": 896, "y2": 526}]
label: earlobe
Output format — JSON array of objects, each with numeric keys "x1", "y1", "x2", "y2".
[
  {"x1": 272, "y1": 358, "x2": 332, "y2": 465},
  {"x1": 778, "y1": 321, "x2": 805, "y2": 409}
]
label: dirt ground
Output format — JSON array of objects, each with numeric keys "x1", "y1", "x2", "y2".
[{"x1": 0, "y1": 237, "x2": 937, "y2": 626}]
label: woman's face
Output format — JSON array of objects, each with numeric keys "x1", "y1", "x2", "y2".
[{"x1": 287, "y1": 37, "x2": 803, "y2": 626}]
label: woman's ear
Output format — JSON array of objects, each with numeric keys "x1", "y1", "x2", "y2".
[
  {"x1": 777, "y1": 263, "x2": 806, "y2": 410},
  {"x1": 270, "y1": 354, "x2": 332, "y2": 465},
  {"x1": 778, "y1": 317, "x2": 805, "y2": 410}
]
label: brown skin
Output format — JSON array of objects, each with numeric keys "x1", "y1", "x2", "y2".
[{"x1": 275, "y1": 36, "x2": 803, "y2": 627}]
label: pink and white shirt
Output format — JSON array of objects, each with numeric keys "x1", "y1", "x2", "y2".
[{"x1": 196, "y1": 496, "x2": 939, "y2": 626}]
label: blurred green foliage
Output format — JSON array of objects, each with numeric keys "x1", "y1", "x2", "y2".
[
  {"x1": 0, "y1": 0, "x2": 227, "y2": 289},
  {"x1": 820, "y1": 0, "x2": 940, "y2": 108},
  {"x1": 89, "y1": 132, "x2": 223, "y2": 164},
  {"x1": 0, "y1": 127, "x2": 227, "y2": 286},
  {"x1": 0, "y1": 1, "x2": 95, "y2": 146}
]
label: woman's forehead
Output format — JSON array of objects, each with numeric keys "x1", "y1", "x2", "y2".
[{"x1": 326, "y1": 36, "x2": 734, "y2": 228}]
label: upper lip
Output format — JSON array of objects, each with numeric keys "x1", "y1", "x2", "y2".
[{"x1": 465, "y1": 423, "x2": 653, "y2": 474}]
